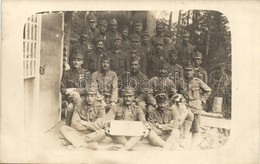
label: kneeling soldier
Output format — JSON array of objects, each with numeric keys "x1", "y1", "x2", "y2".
[
  {"x1": 147, "y1": 93, "x2": 181, "y2": 150},
  {"x1": 60, "y1": 88, "x2": 106, "y2": 150}
]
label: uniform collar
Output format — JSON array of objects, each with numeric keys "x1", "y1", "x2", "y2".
[{"x1": 72, "y1": 67, "x2": 83, "y2": 73}]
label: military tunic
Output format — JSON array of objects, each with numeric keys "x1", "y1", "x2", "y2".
[
  {"x1": 108, "y1": 49, "x2": 128, "y2": 76},
  {"x1": 150, "y1": 35, "x2": 164, "y2": 46},
  {"x1": 126, "y1": 48, "x2": 146, "y2": 75},
  {"x1": 106, "y1": 31, "x2": 122, "y2": 50},
  {"x1": 91, "y1": 70, "x2": 118, "y2": 103},
  {"x1": 176, "y1": 77, "x2": 211, "y2": 114},
  {"x1": 60, "y1": 67, "x2": 92, "y2": 96},
  {"x1": 147, "y1": 77, "x2": 176, "y2": 106},
  {"x1": 146, "y1": 52, "x2": 169, "y2": 78},
  {"x1": 168, "y1": 63, "x2": 184, "y2": 83},
  {"x1": 176, "y1": 42, "x2": 195, "y2": 66},
  {"x1": 194, "y1": 66, "x2": 208, "y2": 84},
  {"x1": 87, "y1": 49, "x2": 104, "y2": 74}
]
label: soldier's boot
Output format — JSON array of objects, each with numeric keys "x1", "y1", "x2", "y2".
[
  {"x1": 163, "y1": 129, "x2": 180, "y2": 150},
  {"x1": 65, "y1": 103, "x2": 74, "y2": 126},
  {"x1": 191, "y1": 132, "x2": 201, "y2": 149},
  {"x1": 146, "y1": 130, "x2": 166, "y2": 147},
  {"x1": 180, "y1": 120, "x2": 193, "y2": 148},
  {"x1": 84, "y1": 129, "x2": 106, "y2": 143},
  {"x1": 120, "y1": 136, "x2": 142, "y2": 151},
  {"x1": 81, "y1": 142, "x2": 99, "y2": 150}
]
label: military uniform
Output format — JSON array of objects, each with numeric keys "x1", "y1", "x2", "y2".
[
  {"x1": 194, "y1": 66, "x2": 208, "y2": 84},
  {"x1": 106, "y1": 19, "x2": 122, "y2": 50},
  {"x1": 141, "y1": 31, "x2": 156, "y2": 61},
  {"x1": 60, "y1": 92, "x2": 106, "y2": 149},
  {"x1": 176, "y1": 77, "x2": 211, "y2": 132},
  {"x1": 168, "y1": 63, "x2": 183, "y2": 83},
  {"x1": 91, "y1": 70, "x2": 118, "y2": 104}
]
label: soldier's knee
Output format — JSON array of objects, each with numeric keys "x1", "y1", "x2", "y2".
[
  {"x1": 67, "y1": 103, "x2": 74, "y2": 112},
  {"x1": 137, "y1": 101, "x2": 146, "y2": 112},
  {"x1": 71, "y1": 92, "x2": 81, "y2": 104},
  {"x1": 60, "y1": 125, "x2": 72, "y2": 134},
  {"x1": 186, "y1": 110, "x2": 194, "y2": 122}
]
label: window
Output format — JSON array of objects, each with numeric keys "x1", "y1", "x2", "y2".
[{"x1": 23, "y1": 14, "x2": 41, "y2": 79}]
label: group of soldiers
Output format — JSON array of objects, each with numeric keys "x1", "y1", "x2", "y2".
[{"x1": 60, "y1": 15, "x2": 212, "y2": 151}]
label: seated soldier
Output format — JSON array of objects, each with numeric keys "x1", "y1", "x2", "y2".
[
  {"x1": 60, "y1": 50, "x2": 92, "y2": 126},
  {"x1": 91, "y1": 54, "x2": 118, "y2": 113},
  {"x1": 60, "y1": 88, "x2": 106, "y2": 150},
  {"x1": 147, "y1": 59, "x2": 176, "y2": 114},
  {"x1": 118, "y1": 54, "x2": 150, "y2": 115},
  {"x1": 147, "y1": 93, "x2": 181, "y2": 150},
  {"x1": 105, "y1": 87, "x2": 151, "y2": 151},
  {"x1": 170, "y1": 94, "x2": 194, "y2": 148}
]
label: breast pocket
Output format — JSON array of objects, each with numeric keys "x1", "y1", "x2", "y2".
[
  {"x1": 192, "y1": 87, "x2": 200, "y2": 99},
  {"x1": 89, "y1": 56, "x2": 98, "y2": 70}
]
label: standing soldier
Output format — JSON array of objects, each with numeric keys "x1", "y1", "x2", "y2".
[
  {"x1": 168, "y1": 49, "x2": 183, "y2": 84},
  {"x1": 147, "y1": 59, "x2": 176, "y2": 113},
  {"x1": 87, "y1": 14, "x2": 100, "y2": 41},
  {"x1": 163, "y1": 30, "x2": 175, "y2": 53},
  {"x1": 192, "y1": 51, "x2": 208, "y2": 84},
  {"x1": 176, "y1": 62, "x2": 211, "y2": 148},
  {"x1": 126, "y1": 34, "x2": 146, "y2": 74},
  {"x1": 106, "y1": 18, "x2": 122, "y2": 50},
  {"x1": 150, "y1": 22, "x2": 165, "y2": 46},
  {"x1": 119, "y1": 54, "x2": 150, "y2": 115},
  {"x1": 129, "y1": 18, "x2": 144, "y2": 39},
  {"x1": 108, "y1": 34, "x2": 127, "y2": 77},
  {"x1": 70, "y1": 26, "x2": 93, "y2": 70},
  {"x1": 97, "y1": 19, "x2": 109, "y2": 50},
  {"x1": 176, "y1": 31, "x2": 195, "y2": 66},
  {"x1": 60, "y1": 51, "x2": 92, "y2": 126},
  {"x1": 146, "y1": 39, "x2": 169, "y2": 78},
  {"x1": 91, "y1": 55, "x2": 118, "y2": 113},
  {"x1": 141, "y1": 31, "x2": 155, "y2": 60},
  {"x1": 147, "y1": 93, "x2": 182, "y2": 150},
  {"x1": 88, "y1": 34, "x2": 106, "y2": 73},
  {"x1": 60, "y1": 88, "x2": 106, "y2": 150},
  {"x1": 121, "y1": 25, "x2": 132, "y2": 51}
]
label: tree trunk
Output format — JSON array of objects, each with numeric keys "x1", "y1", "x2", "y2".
[
  {"x1": 169, "y1": 12, "x2": 173, "y2": 30},
  {"x1": 205, "y1": 11, "x2": 212, "y2": 57}
]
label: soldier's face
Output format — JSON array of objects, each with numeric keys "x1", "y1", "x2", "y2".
[
  {"x1": 157, "y1": 101, "x2": 167, "y2": 110},
  {"x1": 156, "y1": 27, "x2": 164, "y2": 34},
  {"x1": 158, "y1": 68, "x2": 168, "y2": 77},
  {"x1": 100, "y1": 25, "x2": 107, "y2": 34},
  {"x1": 193, "y1": 58, "x2": 202, "y2": 67},
  {"x1": 164, "y1": 36, "x2": 171, "y2": 43},
  {"x1": 122, "y1": 30, "x2": 129, "y2": 38},
  {"x1": 135, "y1": 23, "x2": 143, "y2": 32},
  {"x1": 182, "y1": 36, "x2": 189, "y2": 43},
  {"x1": 85, "y1": 94, "x2": 96, "y2": 105},
  {"x1": 123, "y1": 95, "x2": 134, "y2": 105},
  {"x1": 80, "y1": 32, "x2": 89, "y2": 41},
  {"x1": 131, "y1": 61, "x2": 140, "y2": 73},
  {"x1": 96, "y1": 41, "x2": 104, "y2": 51},
  {"x1": 184, "y1": 69, "x2": 194, "y2": 78},
  {"x1": 142, "y1": 36, "x2": 149, "y2": 44},
  {"x1": 113, "y1": 40, "x2": 122, "y2": 49},
  {"x1": 110, "y1": 24, "x2": 117, "y2": 32},
  {"x1": 90, "y1": 21, "x2": 97, "y2": 29},
  {"x1": 133, "y1": 41, "x2": 140, "y2": 49},
  {"x1": 155, "y1": 43, "x2": 164, "y2": 52},
  {"x1": 72, "y1": 58, "x2": 83, "y2": 68},
  {"x1": 101, "y1": 60, "x2": 110, "y2": 70},
  {"x1": 169, "y1": 53, "x2": 178, "y2": 63}
]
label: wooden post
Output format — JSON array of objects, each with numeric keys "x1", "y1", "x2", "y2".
[
  {"x1": 169, "y1": 11, "x2": 173, "y2": 30},
  {"x1": 205, "y1": 11, "x2": 212, "y2": 57}
]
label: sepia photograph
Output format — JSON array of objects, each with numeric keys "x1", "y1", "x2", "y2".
[{"x1": 1, "y1": 1, "x2": 259, "y2": 163}]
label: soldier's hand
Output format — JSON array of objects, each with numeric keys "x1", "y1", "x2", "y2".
[{"x1": 143, "y1": 128, "x2": 150, "y2": 137}]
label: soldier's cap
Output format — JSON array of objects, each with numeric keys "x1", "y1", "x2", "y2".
[
  {"x1": 164, "y1": 31, "x2": 171, "y2": 37},
  {"x1": 158, "y1": 57, "x2": 169, "y2": 69},
  {"x1": 95, "y1": 34, "x2": 104, "y2": 43},
  {"x1": 184, "y1": 62, "x2": 194, "y2": 70},
  {"x1": 193, "y1": 51, "x2": 203, "y2": 59},
  {"x1": 71, "y1": 50, "x2": 84, "y2": 60},
  {"x1": 131, "y1": 34, "x2": 141, "y2": 42},
  {"x1": 142, "y1": 31, "x2": 150, "y2": 37},
  {"x1": 155, "y1": 38, "x2": 165, "y2": 45},
  {"x1": 113, "y1": 34, "x2": 122, "y2": 41},
  {"x1": 155, "y1": 93, "x2": 168, "y2": 102},
  {"x1": 99, "y1": 20, "x2": 108, "y2": 27},
  {"x1": 182, "y1": 31, "x2": 190, "y2": 37},
  {"x1": 88, "y1": 14, "x2": 97, "y2": 22},
  {"x1": 82, "y1": 87, "x2": 97, "y2": 96},
  {"x1": 110, "y1": 18, "x2": 118, "y2": 25},
  {"x1": 100, "y1": 54, "x2": 111, "y2": 62},
  {"x1": 122, "y1": 25, "x2": 129, "y2": 31},
  {"x1": 130, "y1": 53, "x2": 141, "y2": 62},
  {"x1": 156, "y1": 22, "x2": 164, "y2": 28},
  {"x1": 122, "y1": 86, "x2": 135, "y2": 96},
  {"x1": 134, "y1": 18, "x2": 142, "y2": 24},
  {"x1": 80, "y1": 25, "x2": 90, "y2": 34}
]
